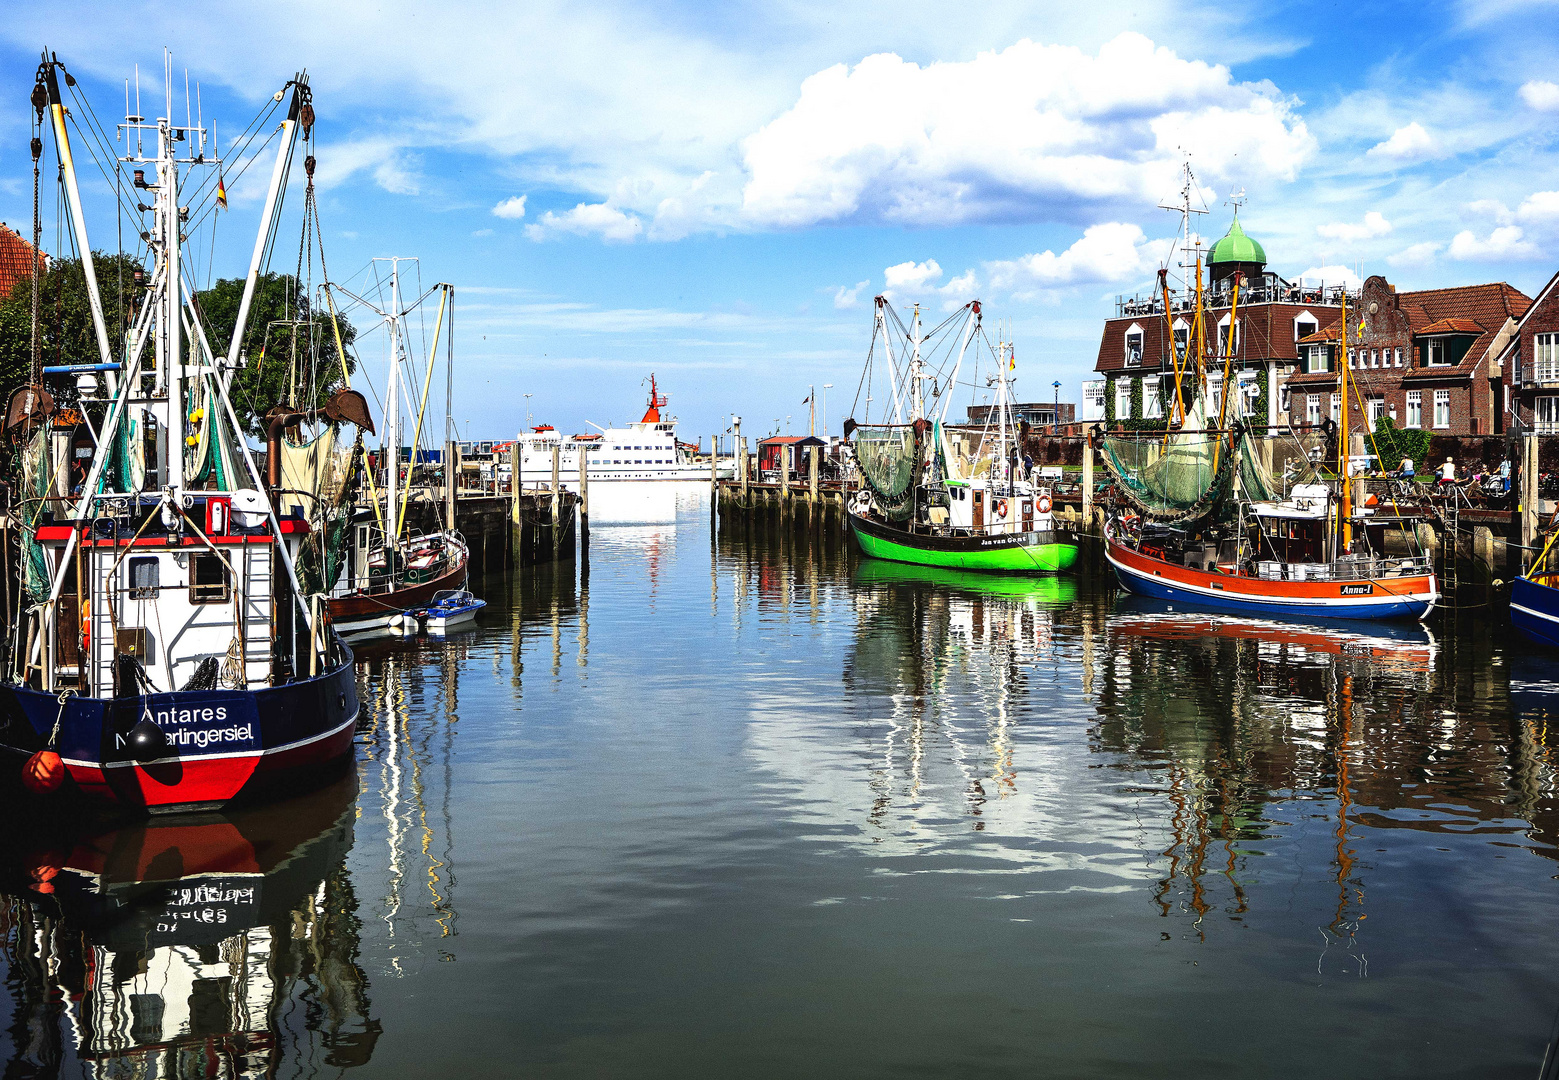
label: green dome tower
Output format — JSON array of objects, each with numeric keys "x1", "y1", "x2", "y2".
[{"x1": 1208, "y1": 212, "x2": 1267, "y2": 287}]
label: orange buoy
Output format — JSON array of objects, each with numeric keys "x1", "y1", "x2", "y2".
[{"x1": 22, "y1": 750, "x2": 64, "y2": 794}]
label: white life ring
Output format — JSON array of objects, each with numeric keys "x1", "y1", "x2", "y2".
[
  {"x1": 995, "y1": 498, "x2": 1009, "y2": 519},
  {"x1": 1036, "y1": 494, "x2": 1052, "y2": 514}
]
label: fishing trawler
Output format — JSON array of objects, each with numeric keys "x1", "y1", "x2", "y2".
[
  {"x1": 0, "y1": 57, "x2": 363, "y2": 812},
  {"x1": 319, "y1": 260, "x2": 468, "y2": 637},
  {"x1": 844, "y1": 298, "x2": 1079, "y2": 573},
  {"x1": 1100, "y1": 168, "x2": 1437, "y2": 621},
  {"x1": 515, "y1": 375, "x2": 733, "y2": 487}
]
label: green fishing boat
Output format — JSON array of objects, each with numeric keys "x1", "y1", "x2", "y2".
[{"x1": 843, "y1": 297, "x2": 1079, "y2": 575}]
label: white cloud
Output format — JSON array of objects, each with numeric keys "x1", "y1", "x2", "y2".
[
  {"x1": 472, "y1": 228, "x2": 495, "y2": 237},
  {"x1": 985, "y1": 222, "x2": 1164, "y2": 296},
  {"x1": 1365, "y1": 122, "x2": 1437, "y2": 165},
  {"x1": 1316, "y1": 211, "x2": 1391, "y2": 242},
  {"x1": 1520, "y1": 80, "x2": 1559, "y2": 111},
  {"x1": 492, "y1": 195, "x2": 528, "y2": 219},
  {"x1": 883, "y1": 259, "x2": 945, "y2": 296},
  {"x1": 1387, "y1": 241, "x2": 1440, "y2": 268},
  {"x1": 1448, "y1": 225, "x2": 1539, "y2": 260},
  {"x1": 1517, "y1": 190, "x2": 1559, "y2": 223},
  {"x1": 1294, "y1": 264, "x2": 1363, "y2": 288},
  {"x1": 525, "y1": 202, "x2": 645, "y2": 243},
  {"x1": 833, "y1": 280, "x2": 870, "y2": 309},
  {"x1": 739, "y1": 32, "x2": 1313, "y2": 229}
]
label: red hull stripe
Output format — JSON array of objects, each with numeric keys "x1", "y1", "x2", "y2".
[{"x1": 1106, "y1": 537, "x2": 1436, "y2": 607}]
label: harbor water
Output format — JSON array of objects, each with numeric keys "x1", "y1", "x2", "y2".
[{"x1": 2, "y1": 483, "x2": 1557, "y2": 1077}]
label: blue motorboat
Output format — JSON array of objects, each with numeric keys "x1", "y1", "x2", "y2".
[{"x1": 414, "y1": 590, "x2": 487, "y2": 633}]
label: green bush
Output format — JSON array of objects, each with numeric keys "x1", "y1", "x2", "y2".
[{"x1": 1371, "y1": 416, "x2": 1431, "y2": 472}]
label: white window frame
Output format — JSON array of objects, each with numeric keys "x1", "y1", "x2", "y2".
[
  {"x1": 1081, "y1": 380, "x2": 1106, "y2": 422},
  {"x1": 1393, "y1": 347, "x2": 1402, "y2": 367},
  {"x1": 1306, "y1": 394, "x2": 1321, "y2": 426},
  {"x1": 1537, "y1": 394, "x2": 1559, "y2": 434},
  {"x1": 1405, "y1": 391, "x2": 1422, "y2": 429},
  {"x1": 1433, "y1": 388, "x2": 1451, "y2": 429},
  {"x1": 1125, "y1": 323, "x2": 1144, "y2": 367},
  {"x1": 1330, "y1": 392, "x2": 1341, "y2": 423},
  {"x1": 1307, "y1": 344, "x2": 1329, "y2": 374},
  {"x1": 1114, "y1": 379, "x2": 1131, "y2": 419},
  {"x1": 1144, "y1": 376, "x2": 1164, "y2": 419},
  {"x1": 1172, "y1": 318, "x2": 1189, "y2": 359},
  {"x1": 1428, "y1": 338, "x2": 1449, "y2": 367},
  {"x1": 1216, "y1": 315, "x2": 1240, "y2": 357},
  {"x1": 1537, "y1": 333, "x2": 1559, "y2": 383},
  {"x1": 1368, "y1": 396, "x2": 1385, "y2": 425},
  {"x1": 1294, "y1": 312, "x2": 1318, "y2": 342},
  {"x1": 1371, "y1": 349, "x2": 1380, "y2": 368}
]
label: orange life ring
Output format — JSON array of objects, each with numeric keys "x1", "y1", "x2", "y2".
[
  {"x1": 995, "y1": 498, "x2": 1009, "y2": 519},
  {"x1": 1036, "y1": 494, "x2": 1052, "y2": 514}
]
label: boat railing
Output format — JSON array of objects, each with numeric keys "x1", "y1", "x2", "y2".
[{"x1": 1252, "y1": 554, "x2": 1433, "y2": 581}]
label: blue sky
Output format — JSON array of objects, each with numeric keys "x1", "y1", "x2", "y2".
[{"x1": 3, "y1": 0, "x2": 1558, "y2": 443}]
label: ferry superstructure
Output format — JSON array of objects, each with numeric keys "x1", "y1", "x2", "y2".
[{"x1": 516, "y1": 375, "x2": 734, "y2": 487}]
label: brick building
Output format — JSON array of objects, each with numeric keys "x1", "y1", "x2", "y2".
[
  {"x1": 1286, "y1": 275, "x2": 1528, "y2": 439},
  {"x1": 1495, "y1": 268, "x2": 1559, "y2": 434},
  {"x1": 1093, "y1": 213, "x2": 1356, "y2": 429},
  {"x1": 1092, "y1": 214, "x2": 1532, "y2": 440},
  {"x1": 966, "y1": 400, "x2": 1075, "y2": 428}
]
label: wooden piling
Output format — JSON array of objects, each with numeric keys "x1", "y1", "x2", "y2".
[
  {"x1": 1523, "y1": 432, "x2": 1539, "y2": 570},
  {"x1": 1081, "y1": 441, "x2": 1094, "y2": 533},
  {"x1": 445, "y1": 439, "x2": 457, "y2": 531}
]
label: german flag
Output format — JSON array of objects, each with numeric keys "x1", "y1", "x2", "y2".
[{"x1": 216, "y1": 173, "x2": 228, "y2": 211}]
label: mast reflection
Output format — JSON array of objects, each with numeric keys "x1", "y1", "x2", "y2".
[{"x1": 0, "y1": 778, "x2": 377, "y2": 1075}]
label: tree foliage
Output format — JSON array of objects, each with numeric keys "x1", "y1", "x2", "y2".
[
  {"x1": 0, "y1": 258, "x2": 357, "y2": 438},
  {"x1": 1372, "y1": 416, "x2": 1432, "y2": 472},
  {"x1": 197, "y1": 272, "x2": 357, "y2": 436},
  {"x1": 0, "y1": 251, "x2": 143, "y2": 404}
]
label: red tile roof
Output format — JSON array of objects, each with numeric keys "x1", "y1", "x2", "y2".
[
  {"x1": 1419, "y1": 317, "x2": 1484, "y2": 336},
  {"x1": 0, "y1": 224, "x2": 43, "y2": 300}
]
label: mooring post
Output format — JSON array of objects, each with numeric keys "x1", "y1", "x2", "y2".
[
  {"x1": 1524, "y1": 432, "x2": 1540, "y2": 570},
  {"x1": 808, "y1": 444, "x2": 820, "y2": 531},
  {"x1": 1081, "y1": 440, "x2": 1095, "y2": 533},
  {"x1": 551, "y1": 444, "x2": 562, "y2": 529},
  {"x1": 445, "y1": 439, "x2": 456, "y2": 532},
  {"x1": 579, "y1": 440, "x2": 590, "y2": 555}
]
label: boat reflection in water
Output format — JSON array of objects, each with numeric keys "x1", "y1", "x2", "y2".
[
  {"x1": 0, "y1": 777, "x2": 378, "y2": 1075},
  {"x1": 585, "y1": 480, "x2": 708, "y2": 526}
]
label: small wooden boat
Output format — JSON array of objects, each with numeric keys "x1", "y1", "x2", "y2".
[{"x1": 325, "y1": 531, "x2": 469, "y2": 637}]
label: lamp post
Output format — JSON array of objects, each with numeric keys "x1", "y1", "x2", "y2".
[
  {"x1": 823, "y1": 383, "x2": 833, "y2": 438},
  {"x1": 524, "y1": 393, "x2": 532, "y2": 431},
  {"x1": 1053, "y1": 380, "x2": 1061, "y2": 431}
]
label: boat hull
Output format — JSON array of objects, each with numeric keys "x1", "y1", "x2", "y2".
[
  {"x1": 1105, "y1": 534, "x2": 1437, "y2": 621},
  {"x1": 327, "y1": 549, "x2": 469, "y2": 636},
  {"x1": 1512, "y1": 575, "x2": 1559, "y2": 649},
  {"x1": 0, "y1": 654, "x2": 359, "y2": 814},
  {"x1": 848, "y1": 510, "x2": 1078, "y2": 573}
]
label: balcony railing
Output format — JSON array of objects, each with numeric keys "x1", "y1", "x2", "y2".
[{"x1": 1116, "y1": 283, "x2": 1361, "y2": 317}]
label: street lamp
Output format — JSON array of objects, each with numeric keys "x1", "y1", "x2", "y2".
[
  {"x1": 524, "y1": 393, "x2": 532, "y2": 432},
  {"x1": 1053, "y1": 380, "x2": 1061, "y2": 430},
  {"x1": 823, "y1": 383, "x2": 833, "y2": 438}
]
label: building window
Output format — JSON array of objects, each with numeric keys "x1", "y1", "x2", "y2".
[
  {"x1": 128, "y1": 556, "x2": 159, "y2": 600},
  {"x1": 1537, "y1": 395, "x2": 1559, "y2": 434},
  {"x1": 1081, "y1": 381, "x2": 1106, "y2": 422},
  {"x1": 1330, "y1": 393, "x2": 1341, "y2": 423},
  {"x1": 1306, "y1": 394, "x2": 1321, "y2": 426},
  {"x1": 1308, "y1": 345, "x2": 1329, "y2": 374},
  {"x1": 1368, "y1": 396, "x2": 1385, "y2": 425},
  {"x1": 1406, "y1": 390, "x2": 1422, "y2": 428},
  {"x1": 1115, "y1": 379, "x2": 1131, "y2": 419},
  {"x1": 1294, "y1": 313, "x2": 1318, "y2": 341},
  {"x1": 1372, "y1": 349, "x2": 1381, "y2": 368},
  {"x1": 1433, "y1": 389, "x2": 1451, "y2": 429},
  {"x1": 1217, "y1": 316, "x2": 1240, "y2": 357},
  {"x1": 1393, "y1": 347, "x2": 1403, "y2": 367},
  {"x1": 1348, "y1": 349, "x2": 1357, "y2": 369},
  {"x1": 1537, "y1": 333, "x2": 1559, "y2": 382},
  {"x1": 1172, "y1": 319, "x2": 1189, "y2": 358},
  {"x1": 1125, "y1": 324, "x2": 1144, "y2": 367},
  {"x1": 1144, "y1": 377, "x2": 1164, "y2": 419},
  {"x1": 1428, "y1": 338, "x2": 1449, "y2": 366},
  {"x1": 1280, "y1": 387, "x2": 1291, "y2": 414}
]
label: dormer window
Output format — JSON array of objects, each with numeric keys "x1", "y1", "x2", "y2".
[
  {"x1": 1125, "y1": 324, "x2": 1144, "y2": 367},
  {"x1": 1294, "y1": 312, "x2": 1318, "y2": 341},
  {"x1": 1172, "y1": 318, "x2": 1189, "y2": 358},
  {"x1": 1307, "y1": 344, "x2": 1330, "y2": 374},
  {"x1": 1428, "y1": 339, "x2": 1448, "y2": 366},
  {"x1": 1216, "y1": 315, "x2": 1240, "y2": 357}
]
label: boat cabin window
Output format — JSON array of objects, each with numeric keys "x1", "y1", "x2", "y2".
[
  {"x1": 128, "y1": 556, "x2": 159, "y2": 600},
  {"x1": 190, "y1": 552, "x2": 231, "y2": 604}
]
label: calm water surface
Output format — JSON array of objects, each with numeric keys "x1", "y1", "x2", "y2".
[{"x1": 4, "y1": 484, "x2": 1559, "y2": 1077}]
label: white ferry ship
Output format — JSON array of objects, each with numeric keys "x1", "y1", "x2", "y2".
[{"x1": 516, "y1": 375, "x2": 735, "y2": 487}]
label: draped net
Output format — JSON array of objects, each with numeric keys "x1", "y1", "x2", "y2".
[{"x1": 854, "y1": 427, "x2": 919, "y2": 521}]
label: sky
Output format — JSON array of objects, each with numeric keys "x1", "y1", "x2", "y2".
[{"x1": 2, "y1": 0, "x2": 1558, "y2": 443}]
